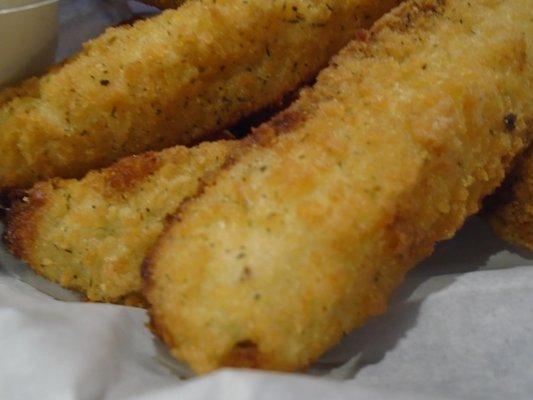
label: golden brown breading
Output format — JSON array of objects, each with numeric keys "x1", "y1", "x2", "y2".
[
  {"x1": 0, "y1": 0, "x2": 399, "y2": 189},
  {"x1": 4, "y1": 141, "x2": 235, "y2": 305},
  {"x1": 138, "y1": 0, "x2": 184, "y2": 9},
  {"x1": 144, "y1": 0, "x2": 533, "y2": 373},
  {"x1": 488, "y1": 147, "x2": 533, "y2": 250}
]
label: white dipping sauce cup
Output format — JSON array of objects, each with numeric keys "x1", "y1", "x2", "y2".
[{"x1": 0, "y1": 0, "x2": 59, "y2": 88}]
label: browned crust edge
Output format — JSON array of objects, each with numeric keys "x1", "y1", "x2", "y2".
[
  {"x1": 3, "y1": 183, "x2": 51, "y2": 260},
  {"x1": 101, "y1": 151, "x2": 163, "y2": 195}
]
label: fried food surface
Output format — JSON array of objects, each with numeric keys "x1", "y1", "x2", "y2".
[
  {"x1": 144, "y1": 0, "x2": 533, "y2": 373},
  {"x1": 488, "y1": 147, "x2": 533, "y2": 250},
  {"x1": 0, "y1": 0, "x2": 399, "y2": 189},
  {"x1": 4, "y1": 141, "x2": 235, "y2": 304},
  {"x1": 138, "y1": 0, "x2": 184, "y2": 9}
]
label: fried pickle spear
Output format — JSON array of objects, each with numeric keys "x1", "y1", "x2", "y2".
[
  {"x1": 0, "y1": 0, "x2": 399, "y2": 189},
  {"x1": 488, "y1": 147, "x2": 532, "y2": 250},
  {"x1": 4, "y1": 141, "x2": 235, "y2": 305},
  {"x1": 144, "y1": 0, "x2": 533, "y2": 373}
]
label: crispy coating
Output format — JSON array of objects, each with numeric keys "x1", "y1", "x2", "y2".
[
  {"x1": 138, "y1": 0, "x2": 184, "y2": 9},
  {"x1": 0, "y1": 0, "x2": 399, "y2": 189},
  {"x1": 144, "y1": 0, "x2": 533, "y2": 373},
  {"x1": 4, "y1": 141, "x2": 235, "y2": 305},
  {"x1": 488, "y1": 147, "x2": 532, "y2": 250}
]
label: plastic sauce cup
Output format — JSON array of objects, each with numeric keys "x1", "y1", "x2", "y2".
[{"x1": 0, "y1": 0, "x2": 59, "y2": 88}]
